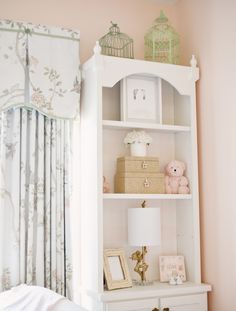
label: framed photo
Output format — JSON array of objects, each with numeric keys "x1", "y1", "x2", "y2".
[
  {"x1": 121, "y1": 75, "x2": 160, "y2": 123},
  {"x1": 159, "y1": 255, "x2": 186, "y2": 282},
  {"x1": 104, "y1": 248, "x2": 132, "y2": 290}
]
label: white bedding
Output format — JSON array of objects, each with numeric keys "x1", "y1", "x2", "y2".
[
  {"x1": 0, "y1": 284, "x2": 86, "y2": 311},
  {"x1": 55, "y1": 300, "x2": 87, "y2": 311}
]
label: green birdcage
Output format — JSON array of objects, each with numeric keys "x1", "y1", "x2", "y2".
[
  {"x1": 99, "y1": 22, "x2": 134, "y2": 59},
  {"x1": 144, "y1": 11, "x2": 180, "y2": 64}
]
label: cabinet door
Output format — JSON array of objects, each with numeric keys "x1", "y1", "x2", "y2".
[
  {"x1": 106, "y1": 298, "x2": 159, "y2": 311},
  {"x1": 160, "y1": 293, "x2": 207, "y2": 311}
]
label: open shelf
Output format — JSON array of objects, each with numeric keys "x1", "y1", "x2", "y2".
[
  {"x1": 102, "y1": 120, "x2": 191, "y2": 133},
  {"x1": 103, "y1": 193, "x2": 192, "y2": 200}
]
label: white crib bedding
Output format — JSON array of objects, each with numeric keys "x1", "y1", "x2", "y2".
[
  {"x1": 0, "y1": 284, "x2": 86, "y2": 311},
  {"x1": 55, "y1": 300, "x2": 86, "y2": 311}
]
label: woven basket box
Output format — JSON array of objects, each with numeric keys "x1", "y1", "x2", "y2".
[
  {"x1": 115, "y1": 172, "x2": 164, "y2": 194},
  {"x1": 117, "y1": 156, "x2": 160, "y2": 173}
]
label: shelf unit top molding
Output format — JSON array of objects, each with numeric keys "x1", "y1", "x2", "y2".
[{"x1": 82, "y1": 45, "x2": 199, "y2": 96}]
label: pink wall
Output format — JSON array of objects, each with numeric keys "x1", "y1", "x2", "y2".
[
  {"x1": 0, "y1": 0, "x2": 179, "y2": 63},
  {"x1": 178, "y1": 0, "x2": 236, "y2": 310}
]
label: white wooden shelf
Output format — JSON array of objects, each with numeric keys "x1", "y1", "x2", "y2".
[
  {"x1": 103, "y1": 193, "x2": 192, "y2": 200},
  {"x1": 99, "y1": 282, "x2": 211, "y2": 302},
  {"x1": 103, "y1": 120, "x2": 190, "y2": 133}
]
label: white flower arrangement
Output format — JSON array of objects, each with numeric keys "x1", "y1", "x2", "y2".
[{"x1": 123, "y1": 130, "x2": 152, "y2": 145}]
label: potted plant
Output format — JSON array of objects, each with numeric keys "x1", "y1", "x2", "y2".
[{"x1": 124, "y1": 130, "x2": 152, "y2": 156}]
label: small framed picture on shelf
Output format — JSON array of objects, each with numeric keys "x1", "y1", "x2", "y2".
[
  {"x1": 120, "y1": 75, "x2": 160, "y2": 123},
  {"x1": 159, "y1": 255, "x2": 186, "y2": 282},
  {"x1": 104, "y1": 248, "x2": 132, "y2": 290}
]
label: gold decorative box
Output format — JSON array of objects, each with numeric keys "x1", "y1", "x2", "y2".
[
  {"x1": 117, "y1": 156, "x2": 160, "y2": 173},
  {"x1": 115, "y1": 172, "x2": 164, "y2": 194}
]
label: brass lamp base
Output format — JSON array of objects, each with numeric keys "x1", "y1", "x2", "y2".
[
  {"x1": 132, "y1": 279, "x2": 154, "y2": 286},
  {"x1": 130, "y1": 246, "x2": 149, "y2": 283}
]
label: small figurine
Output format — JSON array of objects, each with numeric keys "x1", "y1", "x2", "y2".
[
  {"x1": 103, "y1": 176, "x2": 110, "y2": 193},
  {"x1": 169, "y1": 276, "x2": 177, "y2": 285},
  {"x1": 176, "y1": 274, "x2": 183, "y2": 285},
  {"x1": 169, "y1": 274, "x2": 183, "y2": 285}
]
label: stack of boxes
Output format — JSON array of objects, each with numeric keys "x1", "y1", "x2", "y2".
[{"x1": 115, "y1": 156, "x2": 164, "y2": 194}]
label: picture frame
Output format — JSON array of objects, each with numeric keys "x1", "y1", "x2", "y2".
[
  {"x1": 103, "y1": 248, "x2": 132, "y2": 290},
  {"x1": 159, "y1": 255, "x2": 186, "y2": 282},
  {"x1": 120, "y1": 75, "x2": 160, "y2": 123}
]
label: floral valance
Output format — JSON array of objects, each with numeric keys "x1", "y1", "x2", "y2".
[{"x1": 0, "y1": 20, "x2": 80, "y2": 120}]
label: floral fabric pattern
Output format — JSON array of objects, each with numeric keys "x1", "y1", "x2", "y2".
[
  {"x1": 0, "y1": 108, "x2": 73, "y2": 298},
  {"x1": 0, "y1": 19, "x2": 80, "y2": 119}
]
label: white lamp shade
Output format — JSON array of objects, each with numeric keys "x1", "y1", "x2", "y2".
[{"x1": 128, "y1": 208, "x2": 161, "y2": 246}]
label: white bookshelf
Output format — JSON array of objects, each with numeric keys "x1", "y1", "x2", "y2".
[{"x1": 80, "y1": 45, "x2": 211, "y2": 311}]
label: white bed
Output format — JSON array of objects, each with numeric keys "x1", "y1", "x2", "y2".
[
  {"x1": 0, "y1": 285, "x2": 87, "y2": 311},
  {"x1": 55, "y1": 300, "x2": 87, "y2": 311}
]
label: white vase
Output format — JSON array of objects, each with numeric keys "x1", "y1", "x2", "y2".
[{"x1": 130, "y1": 142, "x2": 147, "y2": 157}]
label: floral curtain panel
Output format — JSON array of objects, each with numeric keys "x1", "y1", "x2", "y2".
[
  {"x1": 0, "y1": 20, "x2": 80, "y2": 298},
  {"x1": 0, "y1": 108, "x2": 72, "y2": 297},
  {"x1": 0, "y1": 20, "x2": 80, "y2": 119}
]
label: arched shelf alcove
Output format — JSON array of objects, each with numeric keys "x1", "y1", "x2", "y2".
[
  {"x1": 83, "y1": 52, "x2": 199, "y2": 96},
  {"x1": 102, "y1": 72, "x2": 191, "y2": 129}
]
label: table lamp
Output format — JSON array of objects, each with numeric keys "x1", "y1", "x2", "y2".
[{"x1": 128, "y1": 201, "x2": 161, "y2": 285}]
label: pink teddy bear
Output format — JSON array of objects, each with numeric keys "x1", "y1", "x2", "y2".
[{"x1": 165, "y1": 160, "x2": 189, "y2": 194}]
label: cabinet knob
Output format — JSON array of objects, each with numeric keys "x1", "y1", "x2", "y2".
[
  {"x1": 152, "y1": 308, "x2": 159, "y2": 311},
  {"x1": 142, "y1": 161, "x2": 148, "y2": 169},
  {"x1": 144, "y1": 178, "x2": 150, "y2": 188},
  {"x1": 162, "y1": 308, "x2": 170, "y2": 311}
]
